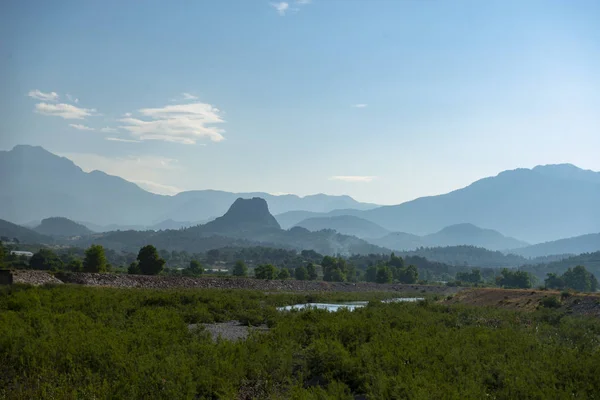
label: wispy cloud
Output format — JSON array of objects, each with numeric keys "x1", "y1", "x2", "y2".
[
  {"x1": 66, "y1": 93, "x2": 79, "y2": 104},
  {"x1": 352, "y1": 104, "x2": 368, "y2": 108},
  {"x1": 69, "y1": 123, "x2": 94, "y2": 131},
  {"x1": 296, "y1": 0, "x2": 311, "y2": 4},
  {"x1": 99, "y1": 127, "x2": 118, "y2": 133},
  {"x1": 28, "y1": 90, "x2": 59, "y2": 102},
  {"x1": 330, "y1": 176, "x2": 377, "y2": 183},
  {"x1": 36, "y1": 102, "x2": 97, "y2": 120},
  {"x1": 57, "y1": 152, "x2": 182, "y2": 195},
  {"x1": 132, "y1": 180, "x2": 182, "y2": 196},
  {"x1": 105, "y1": 137, "x2": 141, "y2": 143},
  {"x1": 119, "y1": 102, "x2": 225, "y2": 145},
  {"x1": 182, "y1": 92, "x2": 198, "y2": 100},
  {"x1": 271, "y1": 2, "x2": 289, "y2": 15}
]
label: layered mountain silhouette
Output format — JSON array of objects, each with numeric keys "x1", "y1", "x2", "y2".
[
  {"x1": 2, "y1": 145, "x2": 599, "y2": 244},
  {"x1": 0, "y1": 145, "x2": 376, "y2": 226},
  {"x1": 72, "y1": 198, "x2": 388, "y2": 256},
  {"x1": 367, "y1": 223, "x2": 528, "y2": 251},
  {"x1": 511, "y1": 233, "x2": 600, "y2": 258},
  {"x1": 34, "y1": 217, "x2": 93, "y2": 237},
  {"x1": 0, "y1": 219, "x2": 52, "y2": 244},
  {"x1": 294, "y1": 215, "x2": 390, "y2": 239}
]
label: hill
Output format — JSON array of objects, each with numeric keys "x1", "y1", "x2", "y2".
[
  {"x1": 520, "y1": 251, "x2": 600, "y2": 280},
  {"x1": 367, "y1": 224, "x2": 528, "y2": 252},
  {"x1": 34, "y1": 217, "x2": 93, "y2": 237},
  {"x1": 0, "y1": 219, "x2": 52, "y2": 244},
  {"x1": 511, "y1": 233, "x2": 600, "y2": 258},
  {"x1": 293, "y1": 215, "x2": 389, "y2": 239},
  {"x1": 75, "y1": 198, "x2": 389, "y2": 256},
  {"x1": 0, "y1": 146, "x2": 376, "y2": 226},
  {"x1": 358, "y1": 165, "x2": 600, "y2": 243}
]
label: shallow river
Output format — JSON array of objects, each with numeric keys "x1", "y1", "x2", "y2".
[{"x1": 278, "y1": 297, "x2": 424, "y2": 312}]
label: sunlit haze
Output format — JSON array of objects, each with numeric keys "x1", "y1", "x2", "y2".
[{"x1": 2, "y1": 0, "x2": 599, "y2": 204}]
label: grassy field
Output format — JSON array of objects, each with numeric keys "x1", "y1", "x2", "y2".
[{"x1": 1, "y1": 284, "x2": 599, "y2": 399}]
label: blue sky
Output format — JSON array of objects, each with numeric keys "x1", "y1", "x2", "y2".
[{"x1": 1, "y1": 0, "x2": 599, "y2": 204}]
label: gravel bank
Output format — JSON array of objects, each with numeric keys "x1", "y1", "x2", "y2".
[{"x1": 190, "y1": 321, "x2": 270, "y2": 342}]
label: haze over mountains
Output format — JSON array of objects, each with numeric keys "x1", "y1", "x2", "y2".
[{"x1": 1, "y1": 145, "x2": 599, "y2": 246}]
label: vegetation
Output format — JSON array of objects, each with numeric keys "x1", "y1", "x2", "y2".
[
  {"x1": 83, "y1": 244, "x2": 107, "y2": 273},
  {"x1": 232, "y1": 260, "x2": 248, "y2": 277},
  {"x1": 137, "y1": 245, "x2": 165, "y2": 275},
  {"x1": 456, "y1": 268, "x2": 483, "y2": 285},
  {"x1": 545, "y1": 265, "x2": 598, "y2": 292},
  {"x1": 29, "y1": 249, "x2": 63, "y2": 271},
  {"x1": 1, "y1": 285, "x2": 599, "y2": 399},
  {"x1": 496, "y1": 268, "x2": 533, "y2": 289},
  {"x1": 254, "y1": 264, "x2": 278, "y2": 280},
  {"x1": 184, "y1": 260, "x2": 204, "y2": 277}
]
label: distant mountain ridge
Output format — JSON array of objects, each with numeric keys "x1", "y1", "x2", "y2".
[
  {"x1": 0, "y1": 145, "x2": 377, "y2": 226},
  {"x1": 34, "y1": 217, "x2": 93, "y2": 237},
  {"x1": 294, "y1": 215, "x2": 390, "y2": 239},
  {"x1": 368, "y1": 223, "x2": 528, "y2": 251},
  {"x1": 511, "y1": 233, "x2": 600, "y2": 258}
]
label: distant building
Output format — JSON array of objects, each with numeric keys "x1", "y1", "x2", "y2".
[{"x1": 10, "y1": 251, "x2": 34, "y2": 258}]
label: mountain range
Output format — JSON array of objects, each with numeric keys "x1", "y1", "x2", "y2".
[
  {"x1": 1, "y1": 145, "x2": 599, "y2": 244},
  {"x1": 0, "y1": 145, "x2": 377, "y2": 227}
]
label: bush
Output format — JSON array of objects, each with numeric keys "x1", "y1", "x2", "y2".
[{"x1": 540, "y1": 296, "x2": 562, "y2": 309}]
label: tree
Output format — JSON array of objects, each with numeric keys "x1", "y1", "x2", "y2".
[
  {"x1": 456, "y1": 269, "x2": 483, "y2": 284},
  {"x1": 206, "y1": 249, "x2": 220, "y2": 264},
  {"x1": 0, "y1": 242, "x2": 5, "y2": 268},
  {"x1": 544, "y1": 273, "x2": 565, "y2": 290},
  {"x1": 295, "y1": 265, "x2": 307, "y2": 280},
  {"x1": 278, "y1": 268, "x2": 290, "y2": 280},
  {"x1": 66, "y1": 258, "x2": 83, "y2": 272},
  {"x1": 83, "y1": 245, "x2": 107, "y2": 273},
  {"x1": 388, "y1": 253, "x2": 404, "y2": 269},
  {"x1": 496, "y1": 268, "x2": 531, "y2": 289},
  {"x1": 232, "y1": 260, "x2": 248, "y2": 277},
  {"x1": 322, "y1": 256, "x2": 348, "y2": 282},
  {"x1": 376, "y1": 266, "x2": 393, "y2": 284},
  {"x1": 255, "y1": 264, "x2": 277, "y2": 280},
  {"x1": 184, "y1": 260, "x2": 204, "y2": 276},
  {"x1": 365, "y1": 265, "x2": 378, "y2": 283},
  {"x1": 562, "y1": 266, "x2": 596, "y2": 292},
  {"x1": 397, "y1": 265, "x2": 419, "y2": 284},
  {"x1": 30, "y1": 249, "x2": 63, "y2": 271},
  {"x1": 306, "y1": 263, "x2": 318, "y2": 280},
  {"x1": 128, "y1": 261, "x2": 141, "y2": 275},
  {"x1": 137, "y1": 245, "x2": 165, "y2": 275}
]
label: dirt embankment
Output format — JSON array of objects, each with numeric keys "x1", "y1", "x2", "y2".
[
  {"x1": 446, "y1": 288, "x2": 600, "y2": 318},
  {"x1": 5, "y1": 270, "x2": 463, "y2": 295}
]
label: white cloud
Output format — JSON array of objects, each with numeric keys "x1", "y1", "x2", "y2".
[
  {"x1": 182, "y1": 92, "x2": 198, "y2": 100},
  {"x1": 69, "y1": 123, "x2": 94, "y2": 131},
  {"x1": 35, "y1": 102, "x2": 97, "y2": 120},
  {"x1": 119, "y1": 102, "x2": 225, "y2": 144},
  {"x1": 271, "y1": 2, "x2": 289, "y2": 15},
  {"x1": 330, "y1": 176, "x2": 377, "y2": 183},
  {"x1": 132, "y1": 180, "x2": 182, "y2": 196},
  {"x1": 28, "y1": 90, "x2": 59, "y2": 102},
  {"x1": 352, "y1": 104, "x2": 368, "y2": 108},
  {"x1": 105, "y1": 137, "x2": 140, "y2": 143},
  {"x1": 123, "y1": 112, "x2": 132, "y2": 117},
  {"x1": 296, "y1": 0, "x2": 311, "y2": 4},
  {"x1": 100, "y1": 127, "x2": 118, "y2": 133},
  {"x1": 66, "y1": 93, "x2": 79, "y2": 104}
]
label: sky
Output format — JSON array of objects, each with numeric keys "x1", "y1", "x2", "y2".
[{"x1": 1, "y1": 0, "x2": 599, "y2": 205}]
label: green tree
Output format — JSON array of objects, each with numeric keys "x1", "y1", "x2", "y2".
[
  {"x1": 306, "y1": 263, "x2": 318, "y2": 280},
  {"x1": 397, "y1": 265, "x2": 419, "y2": 284},
  {"x1": 563, "y1": 266, "x2": 594, "y2": 292},
  {"x1": 184, "y1": 260, "x2": 204, "y2": 276},
  {"x1": 66, "y1": 258, "x2": 83, "y2": 272},
  {"x1": 376, "y1": 266, "x2": 393, "y2": 284},
  {"x1": 278, "y1": 268, "x2": 290, "y2": 280},
  {"x1": 544, "y1": 273, "x2": 565, "y2": 290},
  {"x1": 254, "y1": 264, "x2": 277, "y2": 280},
  {"x1": 322, "y1": 256, "x2": 347, "y2": 282},
  {"x1": 388, "y1": 253, "x2": 405, "y2": 268},
  {"x1": 232, "y1": 260, "x2": 248, "y2": 277},
  {"x1": 30, "y1": 249, "x2": 64, "y2": 271},
  {"x1": 83, "y1": 245, "x2": 107, "y2": 273},
  {"x1": 128, "y1": 261, "x2": 141, "y2": 275},
  {"x1": 0, "y1": 242, "x2": 5, "y2": 268},
  {"x1": 496, "y1": 268, "x2": 531, "y2": 289},
  {"x1": 456, "y1": 269, "x2": 483, "y2": 284},
  {"x1": 137, "y1": 245, "x2": 165, "y2": 275},
  {"x1": 295, "y1": 265, "x2": 307, "y2": 280},
  {"x1": 365, "y1": 265, "x2": 378, "y2": 283}
]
